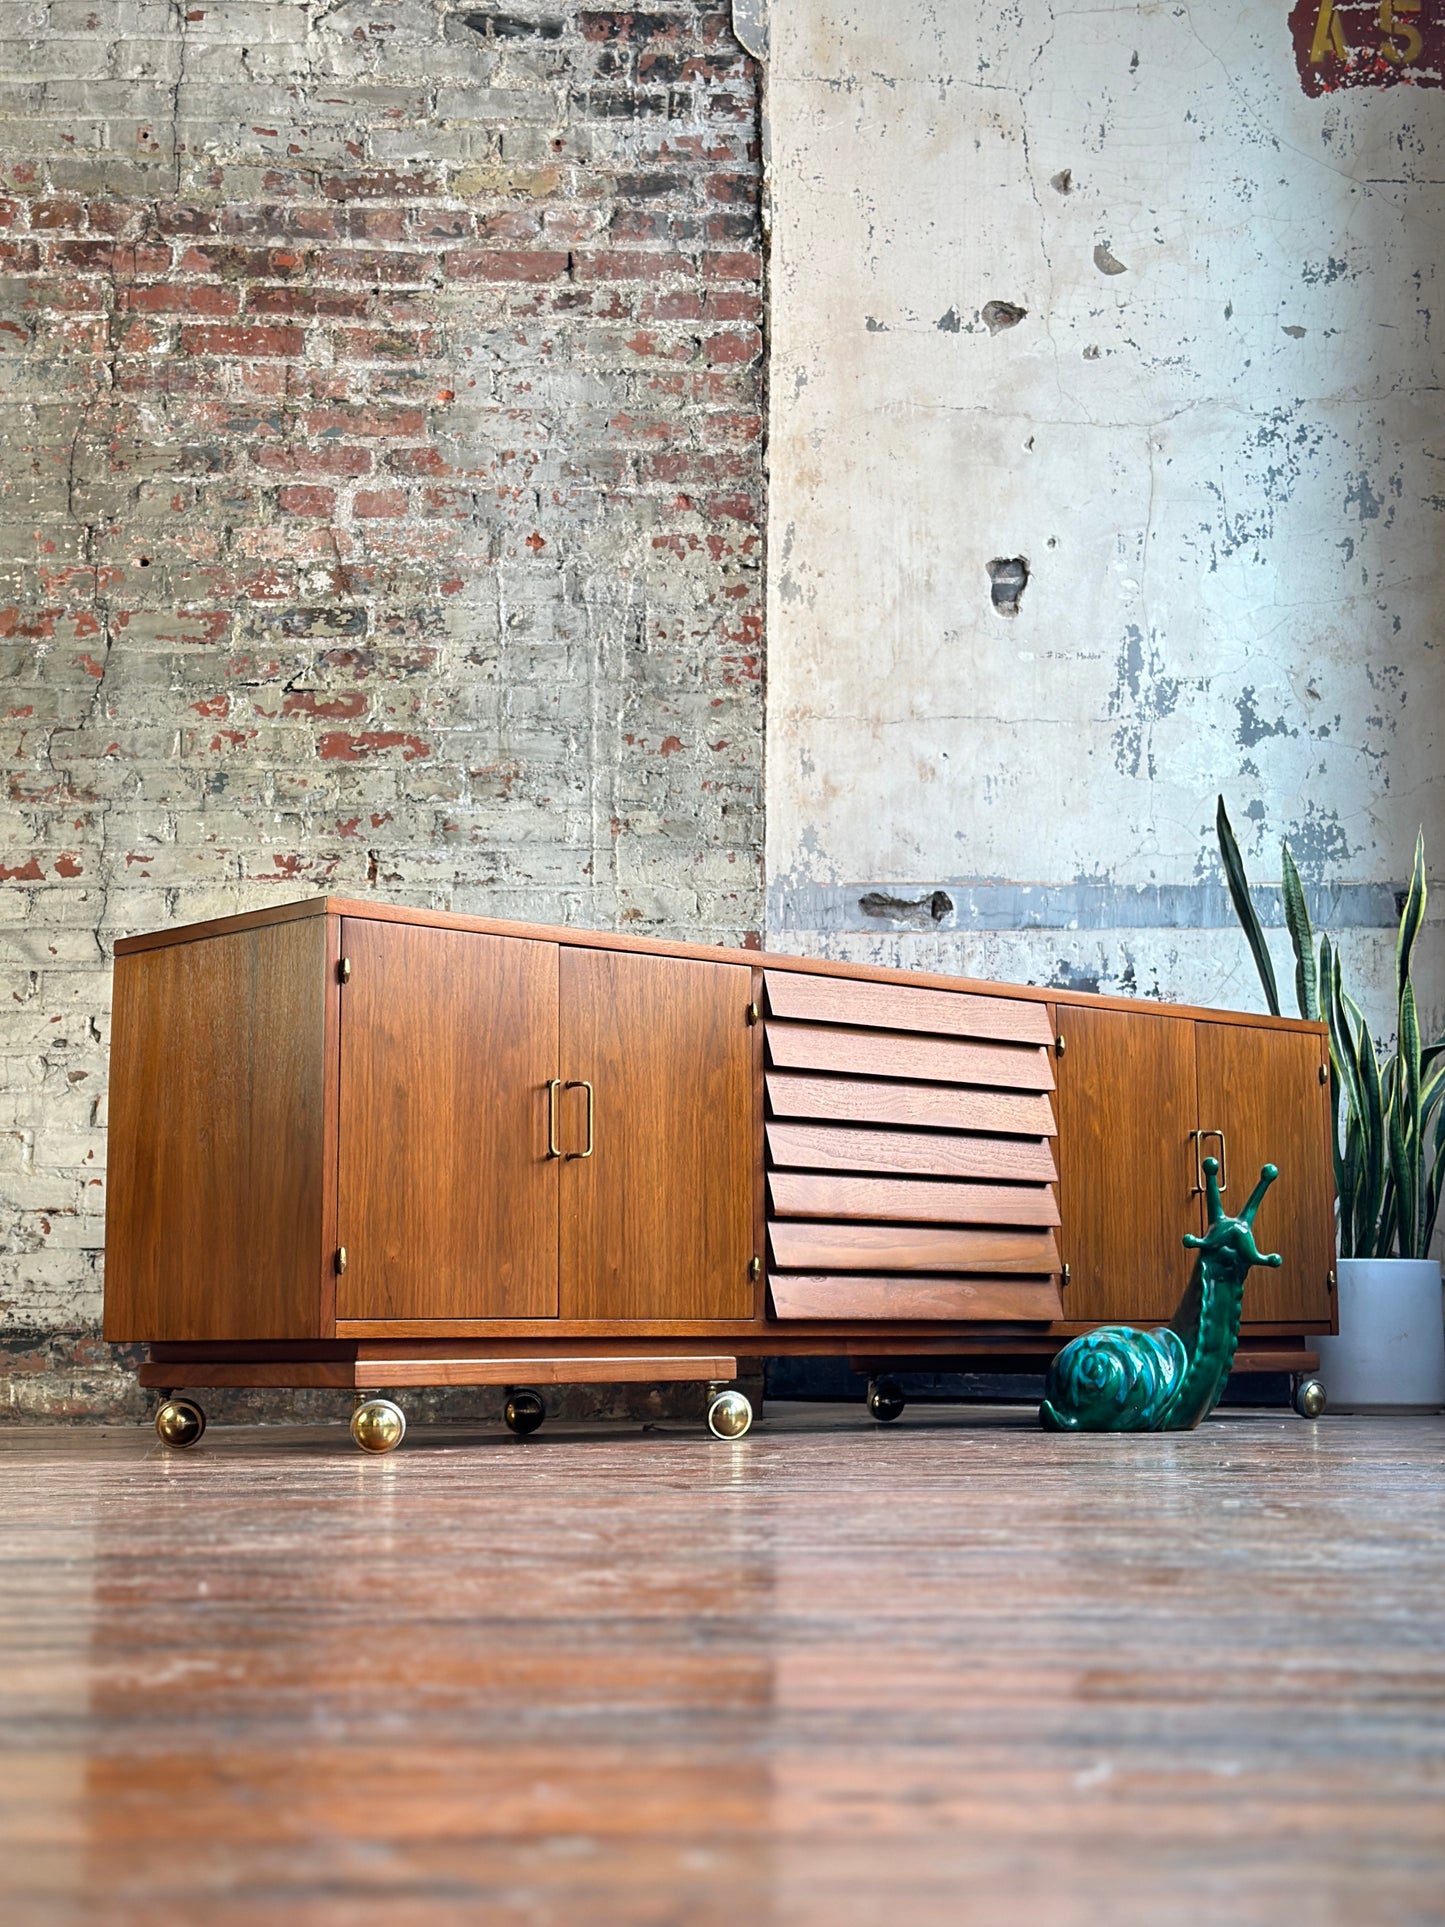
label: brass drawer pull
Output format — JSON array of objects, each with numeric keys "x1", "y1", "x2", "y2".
[
  {"x1": 565, "y1": 1078, "x2": 595, "y2": 1159},
  {"x1": 546, "y1": 1078, "x2": 562, "y2": 1159},
  {"x1": 1192, "y1": 1127, "x2": 1228, "y2": 1194}
]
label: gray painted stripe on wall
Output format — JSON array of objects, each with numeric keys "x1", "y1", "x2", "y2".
[{"x1": 767, "y1": 879, "x2": 1407, "y2": 934}]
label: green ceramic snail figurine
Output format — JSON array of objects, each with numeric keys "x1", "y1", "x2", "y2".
[{"x1": 1040, "y1": 1157, "x2": 1282, "y2": 1432}]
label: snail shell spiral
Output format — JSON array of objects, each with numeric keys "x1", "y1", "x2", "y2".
[{"x1": 1040, "y1": 1324, "x2": 1189, "y2": 1432}]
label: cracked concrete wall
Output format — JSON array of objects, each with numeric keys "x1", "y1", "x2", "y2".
[
  {"x1": 766, "y1": 0, "x2": 1445, "y2": 1030},
  {"x1": 0, "y1": 0, "x2": 764, "y2": 1416}
]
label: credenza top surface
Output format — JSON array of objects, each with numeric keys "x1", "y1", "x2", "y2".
[{"x1": 112, "y1": 894, "x2": 1326, "y2": 1036}]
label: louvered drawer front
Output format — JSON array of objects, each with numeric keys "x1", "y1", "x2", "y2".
[{"x1": 763, "y1": 972, "x2": 1062, "y2": 1323}]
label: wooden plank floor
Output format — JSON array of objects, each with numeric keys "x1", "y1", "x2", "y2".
[{"x1": 3, "y1": 1406, "x2": 1444, "y2": 1925}]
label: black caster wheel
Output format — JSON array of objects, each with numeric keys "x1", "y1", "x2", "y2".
[
  {"x1": 504, "y1": 1389, "x2": 546, "y2": 1436},
  {"x1": 867, "y1": 1376, "x2": 905, "y2": 1423},
  {"x1": 351, "y1": 1397, "x2": 406, "y2": 1453},
  {"x1": 1292, "y1": 1375, "x2": 1327, "y2": 1419},
  {"x1": 155, "y1": 1394, "x2": 206, "y2": 1448}
]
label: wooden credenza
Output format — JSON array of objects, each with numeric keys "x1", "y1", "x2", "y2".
[{"x1": 104, "y1": 898, "x2": 1337, "y2": 1433}]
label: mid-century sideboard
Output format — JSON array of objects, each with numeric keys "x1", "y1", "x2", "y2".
[{"x1": 103, "y1": 897, "x2": 1337, "y2": 1449}]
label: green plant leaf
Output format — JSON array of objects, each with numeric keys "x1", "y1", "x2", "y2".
[
  {"x1": 1424, "y1": 1101, "x2": 1445, "y2": 1252},
  {"x1": 1351, "y1": 1001, "x2": 1387, "y2": 1256},
  {"x1": 1396, "y1": 828, "x2": 1427, "y2": 1006},
  {"x1": 1280, "y1": 841, "x2": 1317, "y2": 1019},
  {"x1": 1339, "y1": 1104, "x2": 1361, "y2": 1259},
  {"x1": 1216, "y1": 796, "x2": 1280, "y2": 1016},
  {"x1": 1388, "y1": 1090, "x2": 1417, "y2": 1259},
  {"x1": 1399, "y1": 982, "x2": 1422, "y2": 1255}
]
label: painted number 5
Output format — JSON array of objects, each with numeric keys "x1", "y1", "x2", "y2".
[{"x1": 1380, "y1": 0, "x2": 1423, "y2": 64}]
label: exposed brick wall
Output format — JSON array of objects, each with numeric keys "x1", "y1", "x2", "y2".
[{"x1": 0, "y1": 1, "x2": 764, "y2": 1413}]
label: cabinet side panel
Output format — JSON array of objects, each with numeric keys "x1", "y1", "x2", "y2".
[{"x1": 103, "y1": 918, "x2": 330, "y2": 1341}]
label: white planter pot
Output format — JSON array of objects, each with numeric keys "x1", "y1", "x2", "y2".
[{"x1": 1316, "y1": 1258, "x2": 1445, "y2": 1413}]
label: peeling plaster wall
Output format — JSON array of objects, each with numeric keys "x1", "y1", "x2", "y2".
[{"x1": 766, "y1": 0, "x2": 1445, "y2": 1029}]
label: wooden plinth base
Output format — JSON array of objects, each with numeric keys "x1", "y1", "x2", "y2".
[{"x1": 139, "y1": 1332, "x2": 1319, "y2": 1392}]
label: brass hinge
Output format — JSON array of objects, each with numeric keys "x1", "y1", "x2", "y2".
[
  {"x1": 746, "y1": 1001, "x2": 761, "y2": 1026},
  {"x1": 338, "y1": 956, "x2": 352, "y2": 984},
  {"x1": 336, "y1": 1245, "x2": 348, "y2": 1274},
  {"x1": 1055, "y1": 1033, "x2": 1066, "y2": 1057},
  {"x1": 1319, "y1": 1062, "x2": 1329, "y2": 1085},
  {"x1": 749, "y1": 1255, "x2": 762, "y2": 1280},
  {"x1": 1061, "y1": 1262, "x2": 1071, "y2": 1288},
  {"x1": 1327, "y1": 1268, "x2": 1336, "y2": 1293}
]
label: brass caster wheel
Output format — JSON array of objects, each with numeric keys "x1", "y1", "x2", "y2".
[
  {"x1": 1293, "y1": 1375, "x2": 1327, "y2": 1420},
  {"x1": 867, "y1": 1376, "x2": 905, "y2": 1423},
  {"x1": 504, "y1": 1389, "x2": 545, "y2": 1436},
  {"x1": 707, "y1": 1388, "x2": 753, "y2": 1440},
  {"x1": 154, "y1": 1395, "x2": 206, "y2": 1448},
  {"x1": 351, "y1": 1397, "x2": 406, "y2": 1454}
]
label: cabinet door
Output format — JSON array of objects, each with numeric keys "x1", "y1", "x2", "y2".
[
  {"x1": 1194, "y1": 1021, "x2": 1335, "y2": 1324},
  {"x1": 560, "y1": 948, "x2": 754, "y2": 1320},
  {"x1": 337, "y1": 920, "x2": 559, "y2": 1321},
  {"x1": 1055, "y1": 1005, "x2": 1201, "y2": 1323}
]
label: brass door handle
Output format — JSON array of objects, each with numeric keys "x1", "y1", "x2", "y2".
[
  {"x1": 1192, "y1": 1127, "x2": 1228, "y2": 1193},
  {"x1": 546, "y1": 1078, "x2": 562, "y2": 1158},
  {"x1": 565, "y1": 1078, "x2": 594, "y2": 1159}
]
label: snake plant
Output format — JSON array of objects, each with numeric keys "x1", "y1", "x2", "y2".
[{"x1": 1216, "y1": 796, "x2": 1445, "y2": 1260}]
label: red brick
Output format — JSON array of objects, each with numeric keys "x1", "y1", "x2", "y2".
[
  {"x1": 51, "y1": 240, "x2": 169, "y2": 274},
  {"x1": 331, "y1": 327, "x2": 442, "y2": 359},
  {"x1": 701, "y1": 250, "x2": 760, "y2": 282},
  {"x1": 317, "y1": 249, "x2": 433, "y2": 283},
  {"x1": 254, "y1": 445, "x2": 374, "y2": 480},
  {"x1": 303, "y1": 405, "x2": 428, "y2": 438},
  {"x1": 123, "y1": 284, "x2": 242, "y2": 317},
  {"x1": 445, "y1": 249, "x2": 571, "y2": 283},
  {"x1": 246, "y1": 287, "x2": 370, "y2": 319},
  {"x1": 352, "y1": 488, "x2": 407, "y2": 518},
  {"x1": 574, "y1": 250, "x2": 693, "y2": 281},
  {"x1": 180, "y1": 324, "x2": 305, "y2": 357},
  {"x1": 277, "y1": 485, "x2": 336, "y2": 516},
  {"x1": 29, "y1": 200, "x2": 84, "y2": 230},
  {"x1": 322, "y1": 171, "x2": 442, "y2": 201},
  {"x1": 317, "y1": 730, "x2": 430, "y2": 761},
  {"x1": 702, "y1": 327, "x2": 760, "y2": 365}
]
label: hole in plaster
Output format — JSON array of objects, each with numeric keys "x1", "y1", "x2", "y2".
[
  {"x1": 1093, "y1": 243, "x2": 1128, "y2": 275},
  {"x1": 987, "y1": 557, "x2": 1029, "y2": 617},
  {"x1": 982, "y1": 300, "x2": 1027, "y2": 333},
  {"x1": 1050, "y1": 168, "x2": 1073, "y2": 194},
  {"x1": 859, "y1": 889, "x2": 955, "y2": 926}
]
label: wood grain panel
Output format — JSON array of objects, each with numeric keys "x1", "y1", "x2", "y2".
[
  {"x1": 103, "y1": 918, "x2": 330, "y2": 1343},
  {"x1": 765, "y1": 1022, "x2": 1055, "y2": 1091},
  {"x1": 763, "y1": 970, "x2": 1054, "y2": 1044},
  {"x1": 766, "y1": 1121, "x2": 1058, "y2": 1182},
  {"x1": 561, "y1": 948, "x2": 754, "y2": 1320},
  {"x1": 155, "y1": 1355, "x2": 740, "y2": 1391},
  {"x1": 768, "y1": 1275, "x2": 1064, "y2": 1320},
  {"x1": 355, "y1": 1354, "x2": 739, "y2": 1387},
  {"x1": 768, "y1": 1171, "x2": 1060, "y2": 1226},
  {"x1": 1055, "y1": 1005, "x2": 1200, "y2": 1323},
  {"x1": 767, "y1": 1073, "x2": 1056, "y2": 1137},
  {"x1": 769, "y1": 1221, "x2": 1060, "y2": 1273},
  {"x1": 1195, "y1": 1020, "x2": 1335, "y2": 1326},
  {"x1": 337, "y1": 921, "x2": 559, "y2": 1321}
]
